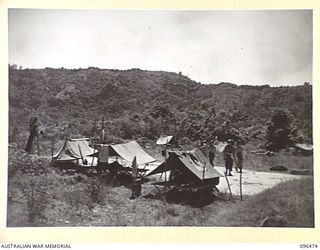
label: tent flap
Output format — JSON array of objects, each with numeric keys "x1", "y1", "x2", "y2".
[
  {"x1": 147, "y1": 162, "x2": 167, "y2": 176},
  {"x1": 295, "y1": 143, "x2": 313, "y2": 151},
  {"x1": 147, "y1": 149, "x2": 223, "y2": 180},
  {"x1": 178, "y1": 150, "x2": 223, "y2": 180},
  {"x1": 214, "y1": 141, "x2": 228, "y2": 153},
  {"x1": 156, "y1": 136, "x2": 173, "y2": 145},
  {"x1": 53, "y1": 138, "x2": 95, "y2": 161},
  {"x1": 110, "y1": 140, "x2": 156, "y2": 165}
]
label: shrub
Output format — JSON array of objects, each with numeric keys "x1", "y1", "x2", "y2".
[
  {"x1": 266, "y1": 109, "x2": 296, "y2": 151},
  {"x1": 24, "y1": 181, "x2": 48, "y2": 226}
]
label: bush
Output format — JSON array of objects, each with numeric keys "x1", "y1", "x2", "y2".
[{"x1": 266, "y1": 109, "x2": 296, "y2": 151}]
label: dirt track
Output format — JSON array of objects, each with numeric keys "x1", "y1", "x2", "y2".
[
  {"x1": 215, "y1": 166, "x2": 302, "y2": 196},
  {"x1": 146, "y1": 162, "x2": 303, "y2": 197}
]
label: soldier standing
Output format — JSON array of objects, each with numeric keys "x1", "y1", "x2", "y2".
[
  {"x1": 208, "y1": 141, "x2": 216, "y2": 167},
  {"x1": 224, "y1": 139, "x2": 235, "y2": 176},
  {"x1": 235, "y1": 141, "x2": 244, "y2": 173}
]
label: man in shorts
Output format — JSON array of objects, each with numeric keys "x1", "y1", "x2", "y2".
[{"x1": 224, "y1": 139, "x2": 235, "y2": 176}]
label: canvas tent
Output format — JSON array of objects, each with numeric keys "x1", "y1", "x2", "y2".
[
  {"x1": 156, "y1": 135, "x2": 173, "y2": 145},
  {"x1": 88, "y1": 140, "x2": 157, "y2": 176},
  {"x1": 52, "y1": 139, "x2": 155, "y2": 175},
  {"x1": 294, "y1": 143, "x2": 313, "y2": 156},
  {"x1": 294, "y1": 143, "x2": 313, "y2": 151},
  {"x1": 52, "y1": 138, "x2": 95, "y2": 165},
  {"x1": 147, "y1": 149, "x2": 223, "y2": 184},
  {"x1": 147, "y1": 149, "x2": 223, "y2": 203},
  {"x1": 109, "y1": 140, "x2": 156, "y2": 166}
]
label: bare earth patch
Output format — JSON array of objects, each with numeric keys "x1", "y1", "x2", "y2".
[{"x1": 215, "y1": 166, "x2": 301, "y2": 196}]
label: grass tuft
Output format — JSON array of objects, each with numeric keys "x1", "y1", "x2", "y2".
[{"x1": 203, "y1": 176, "x2": 314, "y2": 227}]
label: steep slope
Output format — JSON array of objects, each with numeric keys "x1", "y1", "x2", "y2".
[{"x1": 8, "y1": 67, "x2": 312, "y2": 145}]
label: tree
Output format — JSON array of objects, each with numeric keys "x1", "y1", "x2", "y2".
[
  {"x1": 9, "y1": 64, "x2": 17, "y2": 69},
  {"x1": 25, "y1": 116, "x2": 40, "y2": 154},
  {"x1": 266, "y1": 109, "x2": 296, "y2": 151}
]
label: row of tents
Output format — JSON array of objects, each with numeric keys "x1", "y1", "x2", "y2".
[
  {"x1": 53, "y1": 139, "x2": 156, "y2": 167},
  {"x1": 52, "y1": 138, "x2": 223, "y2": 193}
]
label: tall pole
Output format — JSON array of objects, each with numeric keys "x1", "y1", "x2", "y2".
[
  {"x1": 91, "y1": 148, "x2": 96, "y2": 167},
  {"x1": 201, "y1": 162, "x2": 206, "y2": 204},
  {"x1": 202, "y1": 162, "x2": 206, "y2": 181},
  {"x1": 78, "y1": 145, "x2": 84, "y2": 165},
  {"x1": 131, "y1": 156, "x2": 138, "y2": 199},
  {"x1": 132, "y1": 156, "x2": 137, "y2": 182},
  {"x1": 36, "y1": 134, "x2": 40, "y2": 156},
  {"x1": 92, "y1": 117, "x2": 97, "y2": 137},
  {"x1": 240, "y1": 171, "x2": 243, "y2": 201},
  {"x1": 164, "y1": 137, "x2": 169, "y2": 182},
  {"x1": 164, "y1": 144, "x2": 167, "y2": 182},
  {"x1": 50, "y1": 139, "x2": 55, "y2": 166},
  {"x1": 224, "y1": 173, "x2": 233, "y2": 198},
  {"x1": 100, "y1": 116, "x2": 105, "y2": 144}
]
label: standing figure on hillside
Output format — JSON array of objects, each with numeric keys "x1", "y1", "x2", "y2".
[
  {"x1": 100, "y1": 128, "x2": 106, "y2": 144},
  {"x1": 224, "y1": 139, "x2": 235, "y2": 176},
  {"x1": 130, "y1": 179, "x2": 142, "y2": 199},
  {"x1": 235, "y1": 141, "x2": 244, "y2": 173},
  {"x1": 25, "y1": 116, "x2": 39, "y2": 154},
  {"x1": 130, "y1": 156, "x2": 141, "y2": 199},
  {"x1": 208, "y1": 141, "x2": 216, "y2": 167}
]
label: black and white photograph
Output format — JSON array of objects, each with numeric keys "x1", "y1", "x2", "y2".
[{"x1": 7, "y1": 9, "x2": 314, "y2": 228}]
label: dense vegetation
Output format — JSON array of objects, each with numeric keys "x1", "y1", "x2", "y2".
[
  {"x1": 7, "y1": 66, "x2": 314, "y2": 228},
  {"x1": 7, "y1": 148, "x2": 314, "y2": 227},
  {"x1": 9, "y1": 66, "x2": 312, "y2": 150}
]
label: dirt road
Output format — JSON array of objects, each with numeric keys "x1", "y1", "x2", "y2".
[
  {"x1": 146, "y1": 162, "x2": 303, "y2": 196},
  {"x1": 215, "y1": 166, "x2": 301, "y2": 196}
]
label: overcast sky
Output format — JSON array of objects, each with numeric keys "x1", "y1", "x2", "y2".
[{"x1": 8, "y1": 9, "x2": 312, "y2": 86}]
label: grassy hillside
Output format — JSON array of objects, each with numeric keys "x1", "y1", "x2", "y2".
[
  {"x1": 9, "y1": 67, "x2": 312, "y2": 151},
  {"x1": 7, "y1": 66, "x2": 314, "y2": 228},
  {"x1": 7, "y1": 148, "x2": 314, "y2": 227},
  {"x1": 203, "y1": 176, "x2": 314, "y2": 227}
]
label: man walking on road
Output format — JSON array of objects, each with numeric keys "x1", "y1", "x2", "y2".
[
  {"x1": 235, "y1": 141, "x2": 244, "y2": 173},
  {"x1": 224, "y1": 139, "x2": 235, "y2": 176}
]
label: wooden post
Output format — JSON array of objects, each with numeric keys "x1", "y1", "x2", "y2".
[
  {"x1": 92, "y1": 117, "x2": 97, "y2": 136},
  {"x1": 202, "y1": 162, "x2": 206, "y2": 181},
  {"x1": 36, "y1": 134, "x2": 40, "y2": 156},
  {"x1": 202, "y1": 162, "x2": 206, "y2": 204},
  {"x1": 102, "y1": 116, "x2": 105, "y2": 129},
  {"x1": 240, "y1": 171, "x2": 243, "y2": 201},
  {"x1": 131, "y1": 156, "x2": 139, "y2": 199},
  {"x1": 164, "y1": 145, "x2": 167, "y2": 182},
  {"x1": 159, "y1": 171, "x2": 164, "y2": 181},
  {"x1": 91, "y1": 147, "x2": 96, "y2": 167},
  {"x1": 51, "y1": 139, "x2": 54, "y2": 161},
  {"x1": 132, "y1": 156, "x2": 137, "y2": 182},
  {"x1": 78, "y1": 145, "x2": 85, "y2": 165},
  {"x1": 164, "y1": 137, "x2": 170, "y2": 182},
  {"x1": 224, "y1": 173, "x2": 233, "y2": 198},
  {"x1": 100, "y1": 116, "x2": 105, "y2": 144}
]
